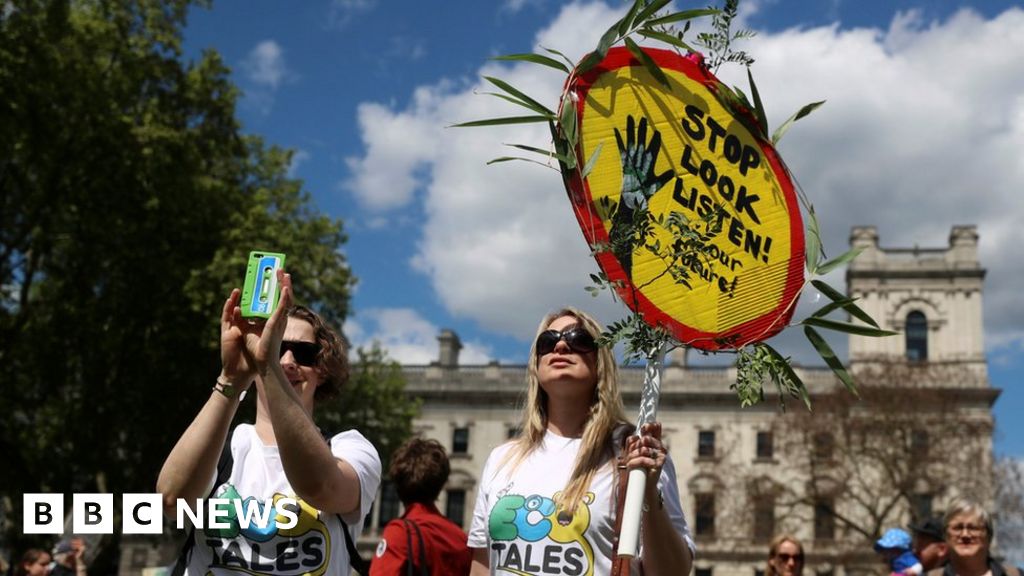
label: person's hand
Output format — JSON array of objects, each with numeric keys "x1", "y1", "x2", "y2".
[
  {"x1": 219, "y1": 288, "x2": 260, "y2": 390},
  {"x1": 242, "y1": 269, "x2": 293, "y2": 376},
  {"x1": 625, "y1": 421, "x2": 667, "y2": 478}
]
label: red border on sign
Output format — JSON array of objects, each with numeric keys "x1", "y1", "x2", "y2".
[{"x1": 564, "y1": 46, "x2": 805, "y2": 351}]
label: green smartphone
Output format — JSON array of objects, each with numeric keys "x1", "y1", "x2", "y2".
[{"x1": 240, "y1": 250, "x2": 286, "y2": 319}]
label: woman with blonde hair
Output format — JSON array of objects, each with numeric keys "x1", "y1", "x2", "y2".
[
  {"x1": 766, "y1": 534, "x2": 805, "y2": 576},
  {"x1": 467, "y1": 307, "x2": 694, "y2": 575}
]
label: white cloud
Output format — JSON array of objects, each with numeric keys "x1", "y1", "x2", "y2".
[
  {"x1": 287, "y1": 150, "x2": 310, "y2": 177},
  {"x1": 345, "y1": 2, "x2": 1024, "y2": 355},
  {"x1": 243, "y1": 40, "x2": 288, "y2": 90},
  {"x1": 345, "y1": 307, "x2": 494, "y2": 365},
  {"x1": 329, "y1": 0, "x2": 376, "y2": 28}
]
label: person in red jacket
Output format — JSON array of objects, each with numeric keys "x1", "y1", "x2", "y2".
[{"x1": 371, "y1": 437, "x2": 472, "y2": 576}]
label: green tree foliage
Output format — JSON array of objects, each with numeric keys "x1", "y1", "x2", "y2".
[
  {"x1": 317, "y1": 344, "x2": 421, "y2": 475},
  {"x1": 0, "y1": 0, "x2": 411, "y2": 565}
]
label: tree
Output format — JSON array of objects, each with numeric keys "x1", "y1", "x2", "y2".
[
  {"x1": 993, "y1": 457, "x2": 1024, "y2": 565},
  {"x1": 0, "y1": 0, "x2": 411, "y2": 569}
]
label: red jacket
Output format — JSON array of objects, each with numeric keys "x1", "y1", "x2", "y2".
[{"x1": 370, "y1": 502, "x2": 472, "y2": 576}]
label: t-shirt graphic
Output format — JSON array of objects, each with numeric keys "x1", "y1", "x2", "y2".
[
  {"x1": 201, "y1": 483, "x2": 333, "y2": 576},
  {"x1": 488, "y1": 490, "x2": 597, "y2": 576}
]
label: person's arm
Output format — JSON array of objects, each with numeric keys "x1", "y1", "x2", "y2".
[
  {"x1": 628, "y1": 422, "x2": 694, "y2": 576},
  {"x1": 247, "y1": 272, "x2": 365, "y2": 516},
  {"x1": 368, "y1": 521, "x2": 409, "y2": 576},
  {"x1": 156, "y1": 289, "x2": 255, "y2": 514},
  {"x1": 469, "y1": 548, "x2": 490, "y2": 576}
]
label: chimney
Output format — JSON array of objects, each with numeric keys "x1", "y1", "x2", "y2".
[{"x1": 437, "y1": 329, "x2": 462, "y2": 367}]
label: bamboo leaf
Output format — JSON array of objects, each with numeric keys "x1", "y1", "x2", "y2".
[
  {"x1": 480, "y1": 92, "x2": 557, "y2": 118},
  {"x1": 646, "y1": 8, "x2": 719, "y2": 26},
  {"x1": 634, "y1": 0, "x2": 673, "y2": 25},
  {"x1": 747, "y1": 68, "x2": 769, "y2": 139},
  {"x1": 483, "y1": 76, "x2": 555, "y2": 116},
  {"x1": 815, "y1": 246, "x2": 863, "y2": 275},
  {"x1": 540, "y1": 45, "x2": 576, "y2": 70},
  {"x1": 491, "y1": 53, "x2": 570, "y2": 73},
  {"x1": 581, "y1": 142, "x2": 603, "y2": 178},
  {"x1": 504, "y1": 143, "x2": 570, "y2": 164},
  {"x1": 451, "y1": 115, "x2": 553, "y2": 128},
  {"x1": 804, "y1": 326, "x2": 858, "y2": 396},
  {"x1": 486, "y1": 156, "x2": 563, "y2": 170},
  {"x1": 559, "y1": 95, "x2": 578, "y2": 152},
  {"x1": 618, "y1": 0, "x2": 644, "y2": 36},
  {"x1": 624, "y1": 37, "x2": 670, "y2": 88},
  {"x1": 811, "y1": 279, "x2": 879, "y2": 327},
  {"x1": 636, "y1": 28, "x2": 697, "y2": 52},
  {"x1": 772, "y1": 100, "x2": 826, "y2": 145},
  {"x1": 805, "y1": 208, "x2": 821, "y2": 272},
  {"x1": 801, "y1": 316, "x2": 898, "y2": 337},
  {"x1": 763, "y1": 344, "x2": 812, "y2": 411}
]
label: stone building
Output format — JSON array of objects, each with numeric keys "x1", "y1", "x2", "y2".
[{"x1": 358, "y1": 225, "x2": 999, "y2": 576}]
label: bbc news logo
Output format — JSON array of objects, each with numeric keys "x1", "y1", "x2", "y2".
[{"x1": 23, "y1": 494, "x2": 300, "y2": 535}]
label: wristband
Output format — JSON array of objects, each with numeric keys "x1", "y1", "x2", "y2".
[{"x1": 212, "y1": 376, "x2": 238, "y2": 398}]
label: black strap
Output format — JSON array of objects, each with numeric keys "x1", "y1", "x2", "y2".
[
  {"x1": 401, "y1": 519, "x2": 430, "y2": 576},
  {"x1": 341, "y1": 513, "x2": 370, "y2": 575}
]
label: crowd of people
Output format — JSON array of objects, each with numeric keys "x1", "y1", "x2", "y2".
[{"x1": 7, "y1": 281, "x2": 1020, "y2": 575}]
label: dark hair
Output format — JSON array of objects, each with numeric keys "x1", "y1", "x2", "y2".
[
  {"x1": 389, "y1": 437, "x2": 451, "y2": 505},
  {"x1": 287, "y1": 305, "x2": 348, "y2": 401},
  {"x1": 14, "y1": 549, "x2": 50, "y2": 576}
]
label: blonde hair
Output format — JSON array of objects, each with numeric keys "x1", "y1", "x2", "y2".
[
  {"x1": 502, "y1": 307, "x2": 630, "y2": 513},
  {"x1": 766, "y1": 534, "x2": 805, "y2": 576},
  {"x1": 944, "y1": 499, "x2": 993, "y2": 539}
]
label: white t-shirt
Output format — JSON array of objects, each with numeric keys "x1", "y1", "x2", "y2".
[
  {"x1": 468, "y1": 431, "x2": 694, "y2": 576},
  {"x1": 185, "y1": 424, "x2": 381, "y2": 576}
]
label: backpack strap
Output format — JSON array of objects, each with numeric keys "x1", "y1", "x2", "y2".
[
  {"x1": 169, "y1": 426, "x2": 237, "y2": 576},
  {"x1": 401, "y1": 519, "x2": 430, "y2": 576}
]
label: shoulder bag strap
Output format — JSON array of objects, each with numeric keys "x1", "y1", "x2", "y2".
[
  {"x1": 611, "y1": 426, "x2": 632, "y2": 576},
  {"x1": 401, "y1": 519, "x2": 431, "y2": 576},
  {"x1": 339, "y1": 514, "x2": 370, "y2": 575}
]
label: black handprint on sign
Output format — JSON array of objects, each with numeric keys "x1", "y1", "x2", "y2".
[{"x1": 609, "y1": 115, "x2": 674, "y2": 280}]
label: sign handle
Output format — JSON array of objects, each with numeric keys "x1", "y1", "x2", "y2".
[{"x1": 617, "y1": 343, "x2": 669, "y2": 558}]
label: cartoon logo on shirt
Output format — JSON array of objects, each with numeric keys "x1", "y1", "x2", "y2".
[
  {"x1": 488, "y1": 491, "x2": 596, "y2": 576},
  {"x1": 202, "y1": 485, "x2": 332, "y2": 576}
]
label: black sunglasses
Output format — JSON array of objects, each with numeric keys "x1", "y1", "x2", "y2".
[
  {"x1": 535, "y1": 328, "x2": 597, "y2": 356},
  {"x1": 279, "y1": 340, "x2": 321, "y2": 367}
]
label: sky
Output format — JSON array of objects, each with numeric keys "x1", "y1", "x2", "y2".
[{"x1": 182, "y1": 0, "x2": 1024, "y2": 458}]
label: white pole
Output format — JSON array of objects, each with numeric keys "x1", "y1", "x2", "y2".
[{"x1": 616, "y1": 343, "x2": 668, "y2": 558}]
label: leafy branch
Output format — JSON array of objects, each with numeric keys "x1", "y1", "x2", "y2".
[{"x1": 455, "y1": 0, "x2": 892, "y2": 408}]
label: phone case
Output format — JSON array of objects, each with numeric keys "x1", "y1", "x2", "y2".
[{"x1": 240, "y1": 250, "x2": 286, "y2": 319}]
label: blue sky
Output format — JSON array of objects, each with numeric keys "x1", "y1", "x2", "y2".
[{"x1": 183, "y1": 0, "x2": 1024, "y2": 458}]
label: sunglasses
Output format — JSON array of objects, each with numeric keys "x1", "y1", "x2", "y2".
[
  {"x1": 775, "y1": 554, "x2": 803, "y2": 563},
  {"x1": 535, "y1": 328, "x2": 597, "y2": 356},
  {"x1": 279, "y1": 340, "x2": 321, "y2": 367}
]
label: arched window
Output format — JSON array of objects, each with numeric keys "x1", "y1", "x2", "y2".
[{"x1": 906, "y1": 311, "x2": 928, "y2": 361}]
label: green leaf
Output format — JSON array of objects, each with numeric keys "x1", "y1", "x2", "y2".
[
  {"x1": 451, "y1": 115, "x2": 553, "y2": 128},
  {"x1": 634, "y1": 0, "x2": 673, "y2": 25},
  {"x1": 480, "y1": 92, "x2": 557, "y2": 118},
  {"x1": 772, "y1": 100, "x2": 826, "y2": 145},
  {"x1": 503, "y1": 143, "x2": 571, "y2": 165},
  {"x1": 810, "y1": 279, "x2": 879, "y2": 328},
  {"x1": 747, "y1": 68, "x2": 769, "y2": 139},
  {"x1": 491, "y1": 53, "x2": 570, "y2": 73},
  {"x1": 646, "y1": 8, "x2": 720, "y2": 26},
  {"x1": 581, "y1": 142, "x2": 603, "y2": 179},
  {"x1": 801, "y1": 316, "x2": 898, "y2": 337},
  {"x1": 596, "y1": 22, "x2": 621, "y2": 57},
  {"x1": 559, "y1": 95, "x2": 578, "y2": 152},
  {"x1": 815, "y1": 246, "x2": 863, "y2": 275},
  {"x1": 540, "y1": 46, "x2": 576, "y2": 70},
  {"x1": 483, "y1": 76, "x2": 554, "y2": 116},
  {"x1": 763, "y1": 344, "x2": 812, "y2": 411},
  {"x1": 805, "y1": 209, "x2": 821, "y2": 272},
  {"x1": 618, "y1": 0, "x2": 645, "y2": 36},
  {"x1": 803, "y1": 326, "x2": 858, "y2": 396},
  {"x1": 486, "y1": 156, "x2": 564, "y2": 170},
  {"x1": 576, "y1": 50, "x2": 604, "y2": 75},
  {"x1": 624, "y1": 37, "x2": 670, "y2": 88},
  {"x1": 636, "y1": 28, "x2": 697, "y2": 52}
]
